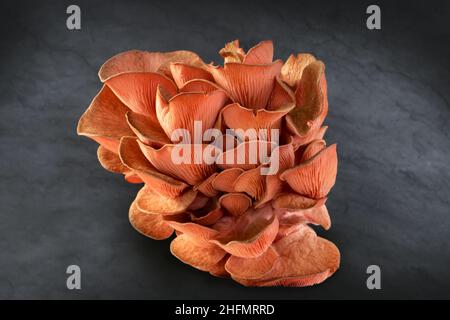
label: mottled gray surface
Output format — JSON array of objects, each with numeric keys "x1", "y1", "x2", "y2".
[{"x1": 0, "y1": 0, "x2": 449, "y2": 299}]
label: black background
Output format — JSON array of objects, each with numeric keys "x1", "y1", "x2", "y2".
[{"x1": 0, "y1": 0, "x2": 449, "y2": 299}]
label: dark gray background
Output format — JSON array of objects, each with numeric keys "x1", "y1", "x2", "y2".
[{"x1": 0, "y1": 0, "x2": 449, "y2": 299}]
